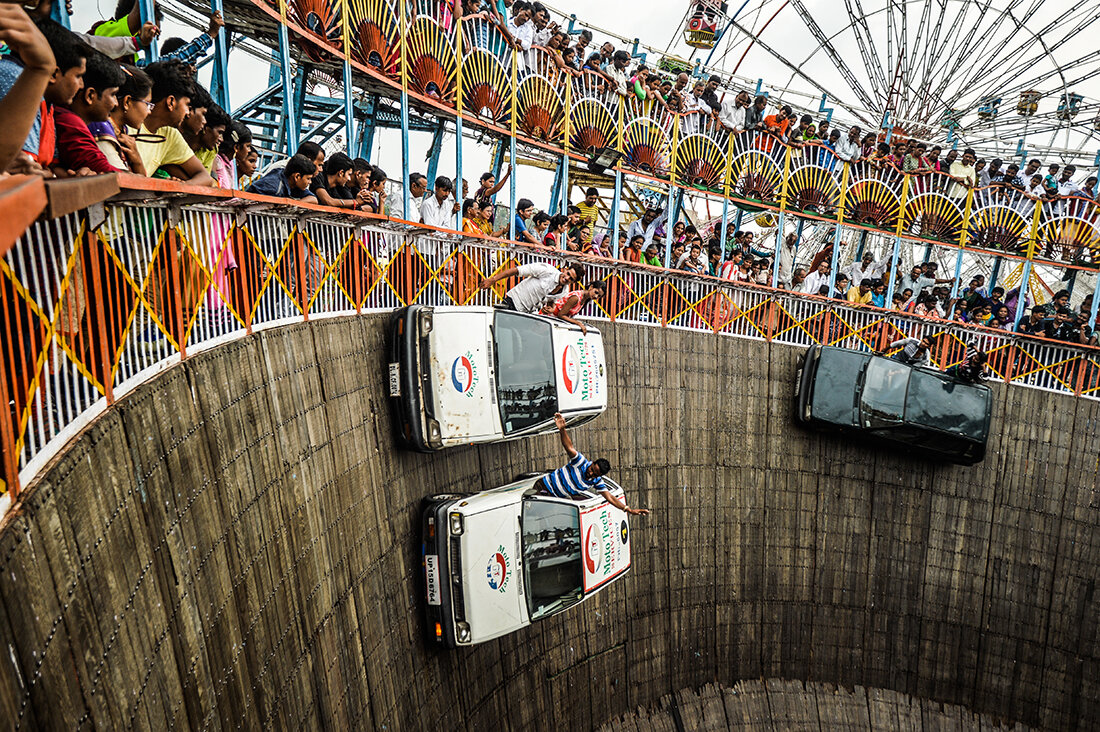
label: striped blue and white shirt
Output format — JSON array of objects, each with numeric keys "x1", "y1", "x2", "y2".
[{"x1": 544, "y1": 453, "x2": 605, "y2": 498}]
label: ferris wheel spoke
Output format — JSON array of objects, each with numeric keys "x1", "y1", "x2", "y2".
[
  {"x1": 845, "y1": 0, "x2": 890, "y2": 103},
  {"x1": 789, "y1": 0, "x2": 879, "y2": 110}
]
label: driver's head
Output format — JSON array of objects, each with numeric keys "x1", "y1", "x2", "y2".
[
  {"x1": 918, "y1": 335, "x2": 934, "y2": 351},
  {"x1": 585, "y1": 458, "x2": 612, "y2": 479}
]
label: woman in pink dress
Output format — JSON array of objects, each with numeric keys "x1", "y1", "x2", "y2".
[{"x1": 540, "y1": 280, "x2": 608, "y2": 333}]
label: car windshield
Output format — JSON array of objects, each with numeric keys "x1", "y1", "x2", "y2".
[
  {"x1": 860, "y1": 358, "x2": 911, "y2": 428},
  {"x1": 905, "y1": 371, "x2": 990, "y2": 440},
  {"x1": 494, "y1": 312, "x2": 558, "y2": 434},
  {"x1": 521, "y1": 498, "x2": 583, "y2": 621}
]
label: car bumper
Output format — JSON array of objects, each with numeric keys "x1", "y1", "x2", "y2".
[
  {"x1": 388, "y1": 307, "x2": 435, "y2": 452},
  {"x1": 422, "y1": 499, "x2": 461, "y2": 648}
]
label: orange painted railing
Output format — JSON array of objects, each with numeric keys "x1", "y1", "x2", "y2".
[{"x1": 1, "y1": 178, "x2": 1098, "y2": 504}]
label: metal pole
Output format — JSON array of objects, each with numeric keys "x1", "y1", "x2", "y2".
[
  {"x1": 277, "y1": 21, "x2": 298, "y2": 152},
  {"x1": 210, "y1": 0, "x2": 231, "y2": 109},
  {"x1": 399, "y1": 0, "x2": 410, "y2": 219},
  {"x1": 663, "y1": 185, "x2": 676, "y2": 268},
  {"x1": 508, "y1": 46, "x2": 518, "y2": 241},
  {"x1": 50, "y1": 0, "x2": 69, "y2": 27},
  {"x1": 718, "y1": 197, "x2": 730, "y2": 264},
  {"x1": 339, "y1": 0, "x2": 354, "y2": 153},
  {"x1": 1089, "y1": 273, "x2": 1100, "y2": 331},
  {"x1": 827, "y1": 224, "x2": 844, "y2": 296},
  {"x1": 425, "y1": 124, "x2": 445, "y2": 189},
  {"x1": 455, "y1": 118, "x2": 464, "y2": 229},
  {"x1": 883, "y1": 234, "x2": 903, "y2": 305},
  {"x1": 770, "y1": 210, "x2": 784, "y2": 287},
  {"x1": 455, "y1": 1, "x2": 464, "y2": 229},
  {"x1": 139, "y1": 0, "x2": 159, "y2": 60},
  {"x1": 989, "y1": 257, "x2": 1003, "y2": 291},
  {"x1": 610, "y1": 166, "x2": 623, "y2": 257}
]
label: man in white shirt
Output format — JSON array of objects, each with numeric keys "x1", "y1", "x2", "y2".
[
  {"x1": 387, "y1": 171, "x2": 427, "y2": 222},
  {"x1": 606, "y1": 50, "x2": 631, "y2": 96},
  {"x1": 507, "y1": 1, "x2": 535, "y2": 73},
  {"x1": 776, "y1": 232, "x2": 798, "y2": 287},
  {"x1": 1014, "y1": 158, "x2": 1041, "y2": 188},
  {"x1": 946, "y1": 148, "x2": 977, "y2": 200},
  {"x1": 802, "y1": 260, "x2": 831, "y2": 296},
  {"x1": 718, "y1": 91, "x2": 750, "y2": 133},
  {"x1": 834, "y1": 125, "x2": 862, "y2": 163},
  {"x1": 419, "y1": 175, "x2": 458, "y2": 229},
  {"x1": 477, "y1": 261, "x2": 584, "y2": 312},
  {"x1": 626, "y1": 206, "x2": 668, "y2": 248},
  {"x1": 844, "y1": 250, "x2": 889, "y2": 288}
]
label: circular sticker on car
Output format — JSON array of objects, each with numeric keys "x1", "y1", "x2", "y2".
[
  {"x1": 452, "y1": 355, "x2": 474, "y2": 393},
  {"x1": 584, "y1": 524, "x2": 603, "y2": 574},
  {"x1": 562, "y1": 345, "x2": 579, "y2": 394},
  {"x1": 621, "y1": 520, "x2": 629, "y2": 544},
  {"x1": 486, "y1": 550, "x2": 509, "y2": 591}
]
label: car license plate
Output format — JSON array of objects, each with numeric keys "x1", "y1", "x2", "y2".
[
  {"x1": 425, "y1": 555, "x2": 441, "y2": 605},
  {"x1": 388, "y1": 362, "x2": 401, "y2": 397}
]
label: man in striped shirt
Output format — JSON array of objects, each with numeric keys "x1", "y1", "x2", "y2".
[{"x1": 538, "y1": 414, "x2": 649, "y2": 517}]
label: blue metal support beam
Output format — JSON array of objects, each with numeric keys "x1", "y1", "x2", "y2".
[
  {"x1": 139, "y1": 0, "x2": 159, "y2": 60},
  {"x1": 884, "y1": 234, "x2": 903, "y2": 306},
  {"x1": 770, "y1": 211, "x2": 785, "y2": 287},
  {"x1": 718, "y1": 196, "x2": 730, "y2": 263},
  {"x1": 1013, "y1": 261, "x2": 1033, "y2": 328},
  {"x1": 663, "y1": 185, "x2": 677, "y2": 268},
  {"x1": 342, "y1": 59, "x2": 355, "y2": 153},
  {"x1": 508, "y1": 136, "x2": 517, "y2": 240},
  {"x1": 827, "y1": 225, "x2": 844, "y2": 297},
  {"x1": 210, "y1": 0, "x2": 231, "y2": 109},
  {"x1": 455, "y1": 117, "x2": 463, "y2": 228},
  {"x1": 425, "y1": 124, "x2": 446, "y2": 187},
  {"x1": 549, "y1": 157, "x2": 566, "y2": 215},
  {"x1": 989, "y1": 257, "x2": 1003, "y2": 292},
  {"x1": 277, "y1": 25, "x2": 298, "y2": 152},
  {"x1": 50, "y1": 1, "x2": 70, "y2": 28},
  {"x1": 610, "y1": 167, "x2": 623, "y2": 258}
]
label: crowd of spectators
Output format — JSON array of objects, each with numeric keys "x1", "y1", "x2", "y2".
[{"x1": 0, "y1": 1, "x2": 1094, "y2": 350}]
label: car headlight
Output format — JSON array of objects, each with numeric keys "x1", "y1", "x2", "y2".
[
  {"x1": 456, "y1": 622, "x2": 471, "y2": 643},
  {"x1": 449, "y1": 512, "x2": 464, "y2": 536},
  {"x1": 428, "y1": 418, "x2": 442, "y2": 446},
  {"x1": 418, "y1": 308, "x2": 434, "y2": 337}
]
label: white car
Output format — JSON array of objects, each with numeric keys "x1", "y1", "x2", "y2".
[
  {"x1": 388, "y1": 305, "x2": 608, "y2": 451},
  {"x1": 421, "y1": 474, "x2": 632, "y2": 647}
]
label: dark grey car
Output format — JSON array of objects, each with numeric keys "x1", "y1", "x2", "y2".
[{"x1": 795, "y1": 345, "x2": 992, "y2": 465}]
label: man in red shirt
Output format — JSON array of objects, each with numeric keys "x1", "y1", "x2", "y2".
[{"x1": 54, "y1": 49, "x2": 125, "y2": 173}]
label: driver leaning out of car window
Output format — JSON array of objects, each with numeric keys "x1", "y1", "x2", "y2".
[
  {"x1": 539, "y1": 413, "x2": 650, "y2": 517},
  {"x1": 478, "y1": 262, "x2": 586, "y2": 313},
  {"x1": 876, "y1": 335, "x2": 934, "y2": 367}
]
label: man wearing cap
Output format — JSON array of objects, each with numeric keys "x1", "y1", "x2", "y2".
[{"x1": 538, "y1": 413, "x2": 649, "y2": 516}]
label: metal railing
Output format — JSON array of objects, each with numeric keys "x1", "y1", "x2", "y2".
[{"x1": 2, "y1": 187, "x2": 1098, "y2": 500}]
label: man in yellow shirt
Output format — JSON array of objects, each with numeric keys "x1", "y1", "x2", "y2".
[
  {"x1": 135, "y1": 61, "x2": 213, "y2": 186},
  {"x1": 847, "y1": 279, "x2": 873, "y2": 305},
  {"x1": 575, "y1": 187, "x2": 601, "y2": 245}
]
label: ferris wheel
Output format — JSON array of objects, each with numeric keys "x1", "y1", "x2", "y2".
[{"x1": 667, "y1": 1, "x2": 1100, "y2": 164}]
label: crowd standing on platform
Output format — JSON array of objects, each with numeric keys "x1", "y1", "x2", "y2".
[{"x1": 0, "y1": 0, "x2": 1095, "y2": 349}]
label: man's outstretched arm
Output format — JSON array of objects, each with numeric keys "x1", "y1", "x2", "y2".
[
  {"x1": 599, "y1": 489, "x2": 650, "y2": 516},
  {"x1": 478, "y1": 266, "x2": 519, "y2": 290},
  {"x1": 553, "y1": 413, "x2": 577, "y2": 458}
]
